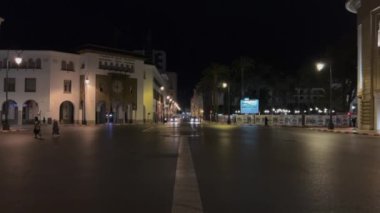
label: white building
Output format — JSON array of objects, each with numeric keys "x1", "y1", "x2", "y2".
[{"x1": 0, "y1": 45, "x2": 170, "y2": 126}]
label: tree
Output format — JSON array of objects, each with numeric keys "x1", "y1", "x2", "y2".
[
  {"x1": 231, "y1": 57, "x2": 255, "y2": 100},
  {"x1": 196, "y1": 63, "x2": 230, "y2": 120}
]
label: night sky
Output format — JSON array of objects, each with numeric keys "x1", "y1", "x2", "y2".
[{"x1": 0, "y1": 0, "x2": 356, "y2": 108}]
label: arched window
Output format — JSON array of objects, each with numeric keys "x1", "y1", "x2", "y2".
[
  {"x1": 35, "y1": 58, "x2": 42, "y2": 69},
  {"x1": 61, "y1": 61, "x2": 67, "y2": 70}
]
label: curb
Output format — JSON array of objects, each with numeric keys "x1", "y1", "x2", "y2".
[
  {"x1": 0, "y1": 129, "x2": 31, "y2": 134},
  {"x1": 310, "y1": 128, "x2": 380, "y2": 137}
]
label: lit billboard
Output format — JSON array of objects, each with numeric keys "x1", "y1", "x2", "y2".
[{"x1": 240, "y1": 99, "x2": 259, "y2": 114}]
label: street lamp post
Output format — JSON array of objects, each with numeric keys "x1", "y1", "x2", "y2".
[
  {"x1": 160, "y1": 86, "x2": 165, "y2": 123},
  {"x1": 3, "y1": 54, "x2": 23, "y2": 130},
  {"x1": 316, "y1": 62, "x2": 334, "y2": 129},
  {"x1": 222, "y1": 82, "x2": 231, "y2": 124},
  {"x1": 165, "y1": 95, "x2": 171, "y2": 121},
  {"x1": 82, "y1": 76, "x2": 89, "y2": 125}
]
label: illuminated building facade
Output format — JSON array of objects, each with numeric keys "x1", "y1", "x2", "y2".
[{"x1": 0, "y1": 46, "x2": 170, "y2": 126}]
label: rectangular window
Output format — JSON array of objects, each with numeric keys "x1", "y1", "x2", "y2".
[
  {"x1": 64, "y1": 80, "x2": 72, "y2": 93},
  {"x1": 3, "y1": 78, "x2": 15, "y2": 92},
  {"x1": 25, "y1": 78, "x2": 36, "y2": 92}
]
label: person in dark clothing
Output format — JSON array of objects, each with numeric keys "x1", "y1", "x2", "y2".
[
  {"x1": 264, "y1": 116, "x2": 269, "y2": 126},
  {"x1": 33, "y1": 117, "x2": 41, "y2": 139},
  {"x1": 52, "y1": 119, "x2": 60, "y2": 136},
  {"x1": 352, "y1": 117, "x2": 357, "y2": 128}
]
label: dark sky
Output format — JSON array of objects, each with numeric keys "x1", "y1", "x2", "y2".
[{"x1": 0, "y1": 0, "x2": 356, "y2": 108}]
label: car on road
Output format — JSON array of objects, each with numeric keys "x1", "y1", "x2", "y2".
[{"x1": 189, "y1": 117, "x2": 201, "y2": 124}]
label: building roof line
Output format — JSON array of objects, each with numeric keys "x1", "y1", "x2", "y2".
[{"x1": 78, "y1": 44, "x2": 145, "y2": 59}]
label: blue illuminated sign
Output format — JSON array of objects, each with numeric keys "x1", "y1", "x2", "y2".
[{"x1": 240, "y1": 99, "x2": 259, "y2": 114}]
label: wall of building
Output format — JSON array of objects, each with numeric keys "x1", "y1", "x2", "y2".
[
  {"x1": 0, "y1": 48, "x2": 173, "y2": 127},
  {"x1": 48, "y1": 51, "x2": 81, "y2": 123},
  {"x1": 347, "y1": 0, "x2": 380, "y2": 130},
  {"x1": 0, "y1": 50, "x2": 81, "y2": 125},
  {"x1": 143, "y1": 64, "x2": 167, "y2": 123},
  {"x1": 80, "y1": 51, "x2": 145, "y2": 123}
]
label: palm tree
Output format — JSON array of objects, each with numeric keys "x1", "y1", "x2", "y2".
[
  {"x1": 231, "y1": 57, "x2": 255, "y2": 99},
  {"x1": 197, "y1": 63, "x2": 229, "y2": 120}
]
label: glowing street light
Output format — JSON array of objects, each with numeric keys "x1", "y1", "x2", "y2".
[{"x1": 316, "y1": 62, "x2": 325, "y2": 72}]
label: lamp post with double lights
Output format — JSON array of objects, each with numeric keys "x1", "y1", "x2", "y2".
[
  {"x1": 316, "y1": 62, "x2": 334, "y2": 129},
  {"x1": 2, "y1": 53, "x2": 23, "y2": 130},
  {"x1": 222, "y1": 82, "x2": 231, "y2": 124}
]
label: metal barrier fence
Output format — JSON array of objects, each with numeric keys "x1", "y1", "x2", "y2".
[{"x1": 216, "y1": 114, "x2": 351, "y2": 127}]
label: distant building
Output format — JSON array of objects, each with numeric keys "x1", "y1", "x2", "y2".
[
  {"x1": 346, "y1": 0, "x2": 380, "y2": 130},
  {"x1": 165, "y1": 71, "x2": 178, "y2": 101},
  {"x1": 135, "y1": 49, "x2": 178, "y2": 109},
  {"x1": 292, "y1": 88, "x2": 326, "y2": 107},
  {"x1": 143, "y1": 64, "x2": 167, "y2": 122},
  {"x1": 134, "y1": 50, "x2": 167, "y2": 73}
]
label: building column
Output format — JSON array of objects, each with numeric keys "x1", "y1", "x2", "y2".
[
  {"x1": 374, "y1": 92, "x2": 380, "y2": 130},
  {"x1": 18, "y1": 110, "x2": 22, "y2": 126}
]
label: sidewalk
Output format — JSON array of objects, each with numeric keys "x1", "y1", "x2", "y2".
[
  {"x1": 0, "y1": 122, "x2": 160, "y2": 134},
  {"x1": 0, "y1": 124, "x2": 34, "y2": 133},
  {"x1": 310, "y1": 127, "x2": 380, "y2": 137}
]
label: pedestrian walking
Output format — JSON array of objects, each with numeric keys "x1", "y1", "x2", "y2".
[
  {"x1": 352, "y1": 117, "x2": 357, "y2": 128},
  {"x1": 264, "y1": 116, "x2": 269, "y2": 126},
  {"x1": 33, "y1": 117, "x2": 42, "y2": 139},
  {"x1": 52, "y1": 119, "x2": 60, "y2": 136}
]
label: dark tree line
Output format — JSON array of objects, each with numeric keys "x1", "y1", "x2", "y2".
[{"x1": 196, "y1": 35, "x2": 356, "y2": 120}]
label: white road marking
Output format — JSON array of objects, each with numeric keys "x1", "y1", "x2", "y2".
[{"x1": 172, "y1": 137, "x2": 203, "y2": 213}]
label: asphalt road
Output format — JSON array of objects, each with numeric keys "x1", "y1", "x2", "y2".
[
  {"x1": 1, "y1": 123, "x2": 380, "y2": 212},
  {"x1": 191, "y1": 124, "x2": 380, "y2": 212}
]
